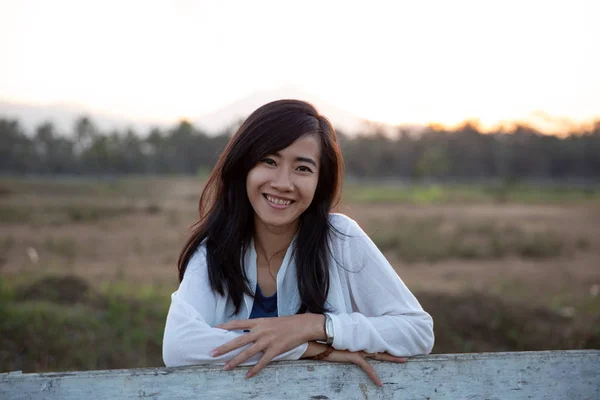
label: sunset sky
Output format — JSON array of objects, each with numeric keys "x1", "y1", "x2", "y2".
[{"x1": 1, "y1": 0, "x2": 599, "y2": 133}]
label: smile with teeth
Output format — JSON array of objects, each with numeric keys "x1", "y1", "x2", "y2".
[{"x1": 264, "y1": 194, "x2": 294, "y2": 206}]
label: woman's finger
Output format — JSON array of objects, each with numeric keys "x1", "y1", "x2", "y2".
[
  {"x1": 355, "y1": 358, "x2": 382, "y2": 387},
  {"x1": 216, "y1": 319, "x2": 253, "y2": 331},
  {"x1": 223, "y1": 342, "x2": 265, "y2": 370},
  {"x1": 211, "y1": 332, "x2": 256, "y2": 357},
  {"x1": 373, "y1": 353, "x2": 407, "y2": 363},
  {"x1": 245, "y1": 349, "x2": 278, "y2": 378}
]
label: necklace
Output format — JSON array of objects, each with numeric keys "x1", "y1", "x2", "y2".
[{"x1": 256, "y1": 241, "x2": 291, "y2": 282}]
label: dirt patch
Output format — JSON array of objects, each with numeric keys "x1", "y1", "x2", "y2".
[
  {"x1": 0, "y1": 185, "x2": 12, "y2": 197},
  {"x1": 420, "y1": 291, "x2": 600, "y2": 353},
  {"x1": 15, "y1": 275, "x2": 91, "y2": 304}
]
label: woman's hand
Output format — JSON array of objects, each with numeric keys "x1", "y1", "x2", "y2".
[
  {"x1": 211, "y1": 314, "x2": 325, "y2": 377},
  {"x1": 322, "y1": 350, "x2": 407, "y2": 387}
]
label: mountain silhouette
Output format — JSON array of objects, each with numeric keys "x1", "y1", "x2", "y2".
[
  {"x1": 0, "y1": 88, "x2": 422, "y2": 136},
  {"x1": 194, "y1": 86, "x2": 391, "y2": 135}
]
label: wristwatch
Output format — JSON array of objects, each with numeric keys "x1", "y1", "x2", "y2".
[{"x1": 321, "y1": 313, "x2": 334, "y2": 345}]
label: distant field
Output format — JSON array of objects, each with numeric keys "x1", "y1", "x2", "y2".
[
  {"x1": 343, "y1": 181, "x2": 600, "y2": 204},
  {"x1": 1, "y1": 176, "x2": 599, "y2": 372}
]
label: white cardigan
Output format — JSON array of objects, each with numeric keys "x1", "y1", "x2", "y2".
[{"x1": 162, "y1": 213, "x2": 434, "y2": 367}]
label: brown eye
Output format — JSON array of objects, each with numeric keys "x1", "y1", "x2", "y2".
[
  {"x1": 296, "y1": 165, "x2": 313, "y2": 173},
  {"x1": 261, "y1": 158, "x2": 276, "y2": 166}
]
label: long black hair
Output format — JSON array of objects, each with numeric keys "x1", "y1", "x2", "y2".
[{"x1": 177, "y1": 99, "x2": 344, "y2": 314}]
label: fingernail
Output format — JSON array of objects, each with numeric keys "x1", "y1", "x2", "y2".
[
  {"x1": 245, "y1": 372, "x2": 252, "y2": 379},
  {"x1": 210, "y1": 350, "x2": 218, "y2": 357},
  {"x1": 223, "y1": 364, "x2": 231, "y2": 371}
]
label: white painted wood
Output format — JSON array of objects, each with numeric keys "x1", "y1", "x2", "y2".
[{"x1": 1, "y1": 350, "x2": 598, "y2": 399}]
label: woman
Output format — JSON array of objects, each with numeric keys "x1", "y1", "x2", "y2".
[{"x1": 162, "y1": 99, "x2": 434, "y2": 386}]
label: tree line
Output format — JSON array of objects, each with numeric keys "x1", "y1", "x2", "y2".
[{"x1": 1, "y1": 116, "x2": 599, "y2": 180}]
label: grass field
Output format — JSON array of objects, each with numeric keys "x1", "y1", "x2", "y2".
[{"x1": 1, "y1": 176, "x2": 599, "y2": 372}]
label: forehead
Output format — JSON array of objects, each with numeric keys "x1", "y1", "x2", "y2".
[{"x1": 276, "y1": 134, "x2": 320, "y2": 159}]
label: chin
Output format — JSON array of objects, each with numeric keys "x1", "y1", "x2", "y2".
[
  {"x1": 255, "y1": 211, "x2": 298, "y2": 229},
  {"x1": 261, "y1": 217, "x2": 296, "y2": 228}
]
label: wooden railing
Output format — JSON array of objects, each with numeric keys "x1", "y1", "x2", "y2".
[{"x1": 1, "y1": 350, "x2": 598, "y2": 399}]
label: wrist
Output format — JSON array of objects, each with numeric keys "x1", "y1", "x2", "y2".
[
  {"x1": 301, "y1": 341, "x2": 330, "y2": 359},
  {"x1": 306, "y1": 313, "x2": 327, "y2": 342}
]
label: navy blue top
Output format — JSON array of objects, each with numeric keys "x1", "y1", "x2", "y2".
[{"x1": 249, "y1": 284, "x2": 278, "y2": 319}]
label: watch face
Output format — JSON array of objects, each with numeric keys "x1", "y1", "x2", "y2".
[{"x1": 325, "y1": 316, "x2": 334, "y2": 343}]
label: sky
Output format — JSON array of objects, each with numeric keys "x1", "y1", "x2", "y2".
[{"x1": 1, "y1": 0, "x2": 599, "y2": 133}]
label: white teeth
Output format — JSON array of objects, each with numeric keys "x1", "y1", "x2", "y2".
[{"x1": 266, "y1": 195, "x2": 291, "y2": 206}]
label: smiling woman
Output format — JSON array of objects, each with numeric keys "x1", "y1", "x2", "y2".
[
  {"x1": 246, "y1": 134, "x2": 320, "y2": 231},
  {"x1": 162, "y1": 99, "x2": 434, "y2": 387}
]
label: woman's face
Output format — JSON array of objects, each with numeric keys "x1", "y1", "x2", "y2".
[{"x1": 246, "y1": 134, "x2": 321, "y2": 231}]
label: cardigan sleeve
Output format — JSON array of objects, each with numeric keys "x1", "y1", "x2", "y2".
[
  {"x1": 327, "y1": 215, "x2": 434, "y2": 356},
  {"x1": 162, "y1": 245, "x2": 308, "y2": 367}
]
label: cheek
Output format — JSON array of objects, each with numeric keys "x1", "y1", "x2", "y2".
[
  {"x1": 246, "y1": 168, "x2": 265, "y2": 192},
  {"x1": 300, "y1": 176, "x2": 319, "y2": 201}
]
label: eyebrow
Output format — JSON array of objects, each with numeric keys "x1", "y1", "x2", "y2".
[
  {"x1": 273, "y1": 152, "x2": 318, "y2": 168},
  {"x1": 296, "y1": 156, "x2": 318, "y2": 168}
]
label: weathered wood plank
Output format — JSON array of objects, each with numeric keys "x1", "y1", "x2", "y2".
[{"x1": 1, "y1": 350, "x2": 598, "y2": 399}]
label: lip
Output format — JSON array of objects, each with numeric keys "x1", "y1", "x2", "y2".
[{"x1": 263, "y1": 194, "x2": 295, "y2": 209}]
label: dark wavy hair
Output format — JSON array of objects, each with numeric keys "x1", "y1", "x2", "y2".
[{"x1": 177, "y1": 99, "x2": 344, "y2": 315}]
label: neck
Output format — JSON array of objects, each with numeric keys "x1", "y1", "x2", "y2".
[{"x1": 253, "y1": 216, "x2": 298, "y2": 260}]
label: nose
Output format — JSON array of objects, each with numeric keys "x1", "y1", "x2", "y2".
[{"x1": 270, "y1": 168, "x2": 294, "y2": 191}]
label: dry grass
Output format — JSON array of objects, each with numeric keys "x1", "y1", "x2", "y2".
[
  {"x1": 1, "y1": 176, "x2": 599, "y2": 372},
  {"x1": 2, "y1": 176, "x2": 599, "y2": 310}
]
